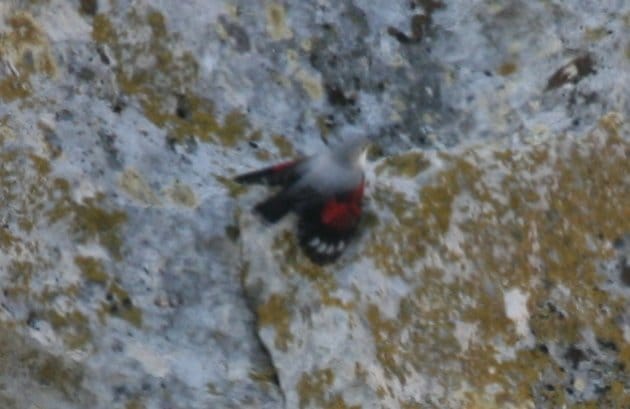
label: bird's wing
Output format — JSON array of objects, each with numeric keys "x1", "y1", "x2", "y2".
[
  {"x1": 234, "y1": 158, "x2": 306, "y2": 187},
  {"x1": 253, "y1": 188, "x2": 295, "y2": 223},
  {"x1": 297, "y1": 179, "x2": 365, "y2": 265}
]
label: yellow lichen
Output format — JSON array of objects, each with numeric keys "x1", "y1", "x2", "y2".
[
  {"x1": 498, "y1": 61, "x2": 518, "y2": 76},
  {"x1": 266, "y1": 3, "x2": 292, "y2": 41},
  {"x1": 35, "y1": 355, "x2": 84, "y2": 399},
  {"x1": 119, "y1": 168, "x2": 160, "y2": 205},
  {"x1": 272, "y1": 134, "x2": 295, "y2": 157},
  {"x1": 91, "y1": 10, "x2": 256, "y2": 147},
  {"x1": 295, "y1": 68, "x2": 323, "y2": 100},
  {"x1": 46, "y1": 309, "x2": 92, "y2": 349},
  {"x1": 357, "y1": 116, "x2": 630, "y2": 405},
  {"x1": 297, "y1": 368, "x2": 349, "y2": 409},
  {"x1": 75, "y1": 256, "x2": 109, "y2": 285},
  {"x1": 92, "y1": 11, "x2": 257, "y2": 146},
  {"x1": 92, "y1": 14, "x2": 116, "y2": 44},
  {"x1": 46, "y1": 186, "x2": 128, "y2": 260},
  {"x1": 215, "y1": 174, "x2": 247, "y2": 198},
  {"x1": 257, "y1": 293, "x2": 294, "y2": 351},
  {"x1": 125, "y1": 398, "x2": 146, "y2": 409},
  {"x1": 584, "y1": 26, "x2": 608, "y2": 42},
  {"x1": 296, "y1": 371, "x2": 361, "y2": 409},
  {"x1": 375, "y1": 151, "x2": 431, "y2": 178},
  {"x1": 166, "y1": 181, "x2": 197, "y2": 207},
  {"x1": 0, "y1": 12, "x2": 57, "y2": 101},
  {"x1": 101, "y1": 282, "x2": 143, "y2": 328}
]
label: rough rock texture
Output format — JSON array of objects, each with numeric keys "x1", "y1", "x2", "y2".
[{"x1": 0, "y1": 1, "x2": 629, "y2": 408}]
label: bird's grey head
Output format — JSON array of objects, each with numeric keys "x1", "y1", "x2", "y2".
[{"x1": 333, "y1": 136, "x2": 371, "y2": 168}]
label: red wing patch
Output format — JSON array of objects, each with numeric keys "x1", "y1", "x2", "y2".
[
  {"x1": 297, "y1": 180, "x2": 365, "y2": 265},
  {"x1": 271, "y1": 161, "x2": 297, "y2": 173},
  {"x1": 320, "y1": 181, "x2": 364, "y2": 231}
]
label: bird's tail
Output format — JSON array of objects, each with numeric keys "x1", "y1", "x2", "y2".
[{"x1": 254, "y1": 191, "x2": 294, "y2": 223}]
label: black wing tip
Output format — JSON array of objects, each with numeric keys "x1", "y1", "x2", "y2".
[
  {"x1": 299, "y1": 236, "x2": 347, "y2": 265},
  {"x1": 296, "y1": 208, "x2": 361, "y2": 265},
  {"x1": 303, "y1": 249, "x2": 342, "y2": 265},
  {"x1": 298, "y1": 228, "x2": 352, "y2": 266}
]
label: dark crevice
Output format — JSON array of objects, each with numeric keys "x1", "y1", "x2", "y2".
[
  {"x1": 238, "y1": 263, "x2": 286, "y2": 408},
  {"x1": 545, "y1": 54, "x2": 596, "y2": 91}
]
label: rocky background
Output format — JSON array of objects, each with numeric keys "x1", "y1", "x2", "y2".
[{"x1": 0, "y1": 0, "x2": 629, "y2": 408}]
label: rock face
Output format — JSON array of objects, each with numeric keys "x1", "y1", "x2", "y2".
[{"x1": 0, "y1": 1, "x2": 628, "y2": 408}]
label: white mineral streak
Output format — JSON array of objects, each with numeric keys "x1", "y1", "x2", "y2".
[{"x1": 504, "y1": 288, "x2": 530, "y2": 338}]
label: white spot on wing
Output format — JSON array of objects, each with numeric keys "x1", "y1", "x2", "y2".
[
  {"x1": 325, "y1": 245, "x2": 335, "y2": 255},
  {"x1": 317, "y1": 242, "x2": 327, "y2": 254},
  {"x1": 309, "y1": 237, "x2": 320, "y2": 247},
  {"x1": 337, "y1": 241, "x2": 345, "y2": 251}
]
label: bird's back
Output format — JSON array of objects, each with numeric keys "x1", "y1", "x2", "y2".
[{"x1": 296, "y1": 152, "x2": 364, "y2": 196}]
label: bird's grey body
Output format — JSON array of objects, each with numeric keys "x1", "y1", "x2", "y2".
[{"x1": 293, "y1": 136, "x2": 368, "y2": 197}]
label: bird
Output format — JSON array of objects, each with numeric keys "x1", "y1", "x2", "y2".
[{"x1": 234, "y1": 137, "x2": 370, "y2": 264}]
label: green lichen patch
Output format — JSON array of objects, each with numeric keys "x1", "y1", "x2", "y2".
[
  {"x1": 375, "y1": 151, "x2": 431, "y2": 178},
  {"x1": 91, "y1": 10, "x2": 255, "y2": 147},
  {"x1": 0, "y1": 12, "x2": 56, "y2": 101},
  {"x1": 91, "y1": 13, "x2": 115, "y2": 45},
  {"x1": 266, "y1": 3, "x2": 293, "y2": 41},
  {"x1": 497, "y1": 61, "x2": 518, "y2": 76},
  {"x1": 100, "y1": 282, "x2": 143, "y2": 328},
  {"x1": 45, "y1": 309, "x2": 92, "y2": 350},
  {"x1": 35, "y1": 355, "x2": 84, "y2": 399},
  {"x1": 257, "y1": 293, "x2": 294, "y2": 351},
  {"x1": 366, "y1": 303, "x2": 411, "y2": 385},
  {"x1": 46, "y1": 185, "x2": 128, "y2": 260},
  {"x1": 0, "y1": 325, "x2": 91, "y2": 404},
  {"x1": 0, "y1": 143, "x2": 134, "y2": 348},
  {"x1": 314, "y1": 277, "x2": 355, "y2": 310},
  {"x1": 271, "y1": 134, "x2": 296, "y2": 157},
  {"x1": 296, "y1": 368, "x2": 333, "y2": 408},
  {"x1": 5, "y1": 260, "x2": 36, "y2": 298},
  {"x1": 215, "y1": 174, "x2": 247, "y2": 198},
  {"x1": 143, "y1": 81, "x2": 253, "y2": 147},
  {"x1": 367, "y1": 155, "x2": 483, "y2": 278},
  {"x1": 75, "y1": 256, "x2": 109, "y2": 285},
  {"x1": 0, "y1": 153, "x2": 92, "y2": 293},
  {"x1": 119, "y1": 168, "x2": 160, "y2": 205},
  {"x1": 297, "y1": 368, "x2": 359, "y2": 409},
  {"x1": 146, "y1": 92, "x2": 252, "y2": 146},
  {"x1": 166, "y1": 180, "x2": 197, "y2": 207},
  {"x1": 584, "y1": 26, "x2": 609, "y2": 42},
  {"x1": 255, "y1": 148, "x2": 273, "y2": 161},
  {"x1": 359, "y1": 115, "x2": 630, "y2": 405},
  {"x1": 125, "y1": 398, "x2": 146, "y2": 409},
  {"x1": 272, "y1": 229, "x2": 304, "y2": 267}
]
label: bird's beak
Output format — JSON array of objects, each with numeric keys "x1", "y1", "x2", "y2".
[{"x1": 358, "y1": 144, "x2": 370, "y2": 168}]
